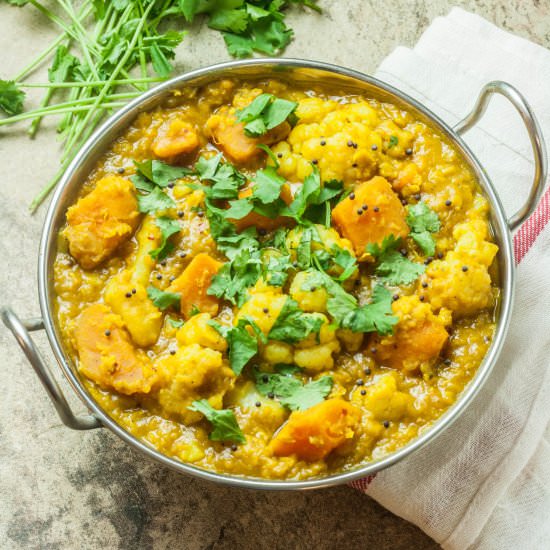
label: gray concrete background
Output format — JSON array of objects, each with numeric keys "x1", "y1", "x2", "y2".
[{"x1": 1, "y1": 1, "x2": 549, "y2": 549}]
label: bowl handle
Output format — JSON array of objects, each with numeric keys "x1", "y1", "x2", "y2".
[
  {"x1": 453, "y1": 81, "x2": 547, "y2": 231},
  {"x1": 1, "y1": 307, "x2": 102, "y2": 430}
]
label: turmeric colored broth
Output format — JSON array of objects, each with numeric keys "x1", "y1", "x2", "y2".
[{"x1": 53, "y1": 78, "x2": 499, "y2": 480}]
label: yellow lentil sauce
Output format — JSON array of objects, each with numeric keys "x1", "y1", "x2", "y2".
[{"x1": 53, "y1": 78, "x2": 499, "y2": 480}]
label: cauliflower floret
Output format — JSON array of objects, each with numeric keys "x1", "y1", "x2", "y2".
[
  {"x1": 354, "y1": 372, "x2": 414, "y2": 422},
  {"x1": 261, "y1": 341, "x2": 294, "y2": 365},
  {"x1": 289, "y1": 271, "x2": 329, "y2": 313},
  {"x1": 176, "y1": 313, "x2": 227, "y2": 352},
  {"x1": 423, "y1": 220, "x2": 498, "y2": 317},
  {"x1": 156, "y1": 344, "x2": 235, "y2": 424},
  {"x1": 293, "y1": 314, "x2": 341, "y2": 372},
  {"x1": 104, "y1": 216, "x2": 162, "y2": 348}
]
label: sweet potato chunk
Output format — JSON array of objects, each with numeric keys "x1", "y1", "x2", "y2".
[
  {"x1": 152, "y1": 118, "x2": 200, "y2": 158},
  {"x1": 64, "y1": 175, "x2": 140, "y2": 269},
  {"x1": 370, "y1": 295, "x2": 449, "y2": 372},
  {"x1": 206, "y1": 106, "x2": 290, "y2": 164},
  {"x1": 231, "y1": 185, "x2": 293, "y2": 231},
  {"x1": 168, "y1": 253, "x2": 222, "y2": 319},
  {"x1": 74, "y1": 304, "x2": 157, "y2": 395},
  {"x1": 269, "y1": 398, "x2": 361, "y2": 461},
  {"x1": 332, "y1": 176, "x2": 409, "y2": 259}
]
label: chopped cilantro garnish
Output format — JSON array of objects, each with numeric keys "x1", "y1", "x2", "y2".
[
  {"x1": 406, "y1": 202, "x2": 441, "y2": 256},
  {"x1": 255, "y1": 370, "x2": 333, "y2": 411},
  {"x1": 149, "y1": 217, "x2": 180, "y2": 260},
  {"x1": 251, "y1": 166, "x2": 286, "y2": 204},
  {"x1": 188, "y1": 400, "x2": 246, "y2": 444},
  {"x1": 262, "y1": 251, "x2": 293, "y2": 287},
  {"x1": 268, "y1": 298, "x2": 323, "y2": 344},
  {"x1": 367, "y1": 235, "x2": 425, "y2": 285},
  {"x1": 167, "y1": 317, "x2": 184, "y2": 329},
  {"x1": 332, "y1": 246, "x2": 358, "y2": 281},
  {"x1": 236, "y1": 93, "x2": 298, "y2": 137},
  {"x1": 209, "y1": 318, "x2": 265, "y2": 375},
  {"x1": 388, "y1": 135, "x2": 399, "y2": 148},
  {"x1": 345, "y1": 285, "x2": 398, "y2": 335},
  {"x1": 194, "y1": 153, "x2": 245, "y2": 200},
  {"x1": 132, "y1": 159, "x2": 192, "y2": 190},
  {"x1": 146, "y1": 286, "x2": 181, "y2": 310},
  {"x1": 137, "y1": 186, "x2": 176, "y2": 214}
]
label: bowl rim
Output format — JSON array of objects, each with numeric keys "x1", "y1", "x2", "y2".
[{"x1": 38, "y1": 58, "x2": 515, "y2": 490}]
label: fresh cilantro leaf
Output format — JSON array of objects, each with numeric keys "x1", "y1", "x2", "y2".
[
  {"x1": 367, "y1": 235, "x2": 425, "y2": 285},
  {"x1": 138, "y1": 186, "x2": 176, "y2": 213},
  {"x1": 268, "y1": 298, "x2": 323, "y2": 344},
  {"x1": 333, "y1": 246, "x2": 357, "y2": 281},
  {"x1": 147, "y1": 286, "x2": 181, "y2": 310},
  {"x1": 209, "y1": 318, "x2": 262, "y2": 375},
  {"x1": 135, "y1": 159, "x2": 192, "y2": 187},
  {"x1": 0, "y1": 79, "x2": 25, "y2": 115},
  {"x1": 281, "y1": 376, "x2": 333, "y2": 411},
  {"x1": 236, "y1": 93, "x2": 297, "y2": 137},
  {"x1": 149, "y1": 216, "x2": 180, "y2": 260},
  {"x1": 262, "y1": 251, "x2": 293, "y2": 287},
  {"x1": 223, "y1": 32, "x2": 254, "y2": 57},
  {"x1": 189, "y1": 399, "x2": 246, "y2": 444},
  {"x1": 251, "y1": 166, "x2": 286, "y2": 204},
  {"x1": 207, "y1": 8, "x2": 249, "y2": 33},
  {"x1": 255, "y1": 371, "x2": 333, "y2": 411},
  {"x1": 406, "y1": 202, "x2": 441, "y2": 256},
  {"x1": 281, "y1": 166, "x2": 321, "y2": 221},
  {"x1": 224, "y1": 198, "x2": 254, "y2": 220},
  {"x1": 167, "y1": 317, "x2": 184, "y2": 328},
  {"x1": 193, "y1": 154, "x2": 245, "y2": 200},
  {"x1": 344, "y1": 285, "x2": 398, "y2": 335},
  {"x1": 48, "y1": 45, "x2": 80, "y2": 84},
  {"x1": 388, "y1": 135, "x2": 399, "y2": 148},
  {"x1": 296, "y1": 226, "x2": 313, "y2": 269}
]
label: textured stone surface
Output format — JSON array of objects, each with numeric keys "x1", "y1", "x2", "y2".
[{"x1": 1, "y1": 1, "x2": 549, "y2": 549}]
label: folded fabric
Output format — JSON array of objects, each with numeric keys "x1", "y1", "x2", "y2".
[{"x1": 351, "y1": 8, "x2": 550, "y2": 549}]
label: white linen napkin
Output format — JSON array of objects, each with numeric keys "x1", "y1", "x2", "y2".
[{"x1": 352, "y1": 8, "x2": 550, "y2": 550}]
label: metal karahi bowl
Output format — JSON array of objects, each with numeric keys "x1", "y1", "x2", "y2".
[{"x1": 3, "y1": 59, "x2": 547, "y2": 490}]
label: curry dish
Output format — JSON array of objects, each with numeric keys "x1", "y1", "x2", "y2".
[{"x1": 53, "y1": 78, "x2": 499, "y2": 480}]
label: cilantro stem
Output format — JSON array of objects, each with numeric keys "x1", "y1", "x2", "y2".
[
  {"x1": 0, "y1": 102, "x2": 126, "y2": 127},
  {"x1": 19, "y1": 78, "x2": 164, "y2": 89},
  {"x1": 60, "y1": 2, "x2": 155, "y2": 163}
]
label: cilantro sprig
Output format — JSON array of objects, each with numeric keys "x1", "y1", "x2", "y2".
[
  {"x1": 209, "y1": 318, "x2": 266, "y2": 375},
  {"x1": 406, "y1": 202, "x2": 441, "y2": 256},
  {"x1": 149, "y1": 217, "x2": 180, "y2": 260},
  {"x1": 188, "y1": 400, "x2": 246, "y2": 444},
  {"x1": 367, "y1": 235, "x2": 425, "y2": 285},
  {"x1": 236, "y1": 93, "x2": 298, "y2": 137},
  {"x1": 2, "y1": 0, "x2": 321, "y2": 211},
  {"x1": 255, "y1": 370, "x2": 333, "y2": 411},
  {"x1": 146, "y1": 286, "x2": 181, "y2": 310},
  {"x1": 268, "y1": 298, "x2": 323, "y2": 344}
]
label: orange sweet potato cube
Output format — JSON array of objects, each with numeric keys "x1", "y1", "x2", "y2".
[
  {"x1": 332, "y1": 176, "x2": 409, "y2": 258},
  {"x1": 269, "y1": 398, "x2": 361, "y2": 461},
  {"x1": 169, "y1": 253, "x2": 223, "y2": 319},
  {"x1": 64, "y1": 175, "x2": 140, "y2": 269},
  {"x1": 74, "y1": 304, "x2": 157, "y2": 395},
  {"x1": 152, "y1": 119, "x2": 200, "y2": 158}
]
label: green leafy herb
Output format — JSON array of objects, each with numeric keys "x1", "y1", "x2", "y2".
[
  {"x1": 0, "y1": 79, "x2": 25, "y2": 115},
  {"x1": 332, "y1": 246, "x2": 357, "y2": 281},
  {"x1": 146, "y1": 286, "x2": 181, "y2": 310},
  {"x1": 236, "y1": 93, "x2": 297, "y2": 137},
  {"x1": 255, "y1": 371, "x2": 333, "y2": 411},
  {"x1": 345, "y1": 285, "x2": 398, "y2": 335},
  {"x1": 188, "y1": 400, "x2": 246, "y2": 444},
  {"x1": 194, "y1": 154, "x2": 245, "y2": 200},
  {"x1": 268, "y1": 298, "x2": 323, "y2": 344},
  {"x1": 137, "y1": 186, "x2": 176, "y2": 214},
  {"x1": 134, "y1": 159, "x2": 192, "y2": 188},
  {"x1": 262, "y1": 251, "x2": 293, "y2": 287},
  {"x1": 406, "y1": 202, "x2": 441, "y2": 256},
  {"x1": 209, "y1": 318, "x2": 263, "y2": 375},
  {"x1": 149, "y1": 217, "x2": 180, "y2": 260},
  {"x1": 388, "y1": 135, "x2": 399, "y2": 148},
  {"x1": 367, "y1": 235, "x2": 425, "y2": 285},
  {"x1": 167, "y1": 317, "x2": 184, "y2": 328}
]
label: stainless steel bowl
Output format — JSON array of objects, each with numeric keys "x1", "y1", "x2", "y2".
[{"x1": 3, "y1": 59, "x2": 547, "y2": 490}]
